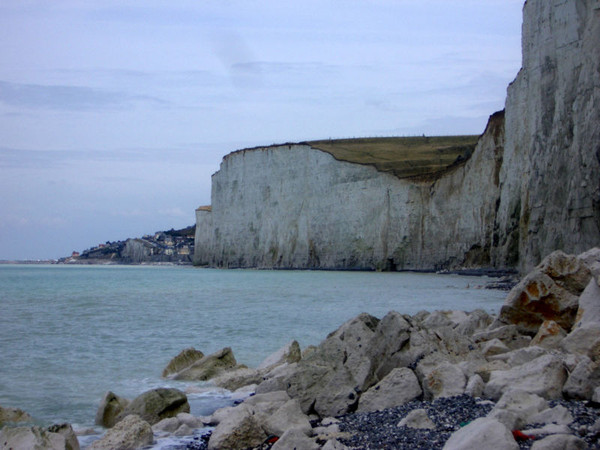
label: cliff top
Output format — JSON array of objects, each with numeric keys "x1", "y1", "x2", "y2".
[{"x1": 306, "y1": 135, "x2": 479, "y2": 180}]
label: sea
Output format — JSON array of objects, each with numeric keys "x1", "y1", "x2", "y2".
[{"x1": 0, "y1": 264, "x2": 507, "y2": 448}]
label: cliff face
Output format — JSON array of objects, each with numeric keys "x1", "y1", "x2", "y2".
[
  {"x1": 195, "y1": 115, "x2": 504, "y2": 270},
  {"x1": 195, "y1": 0, "x2": 599, "y2": 272},
  {"x1": 493, "y1": 0, "x2": 600, "y2": 272}
]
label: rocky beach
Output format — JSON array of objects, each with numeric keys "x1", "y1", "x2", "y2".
[
  {"x1": 2, "y1": 0, "x2": 599, "y2": 447},
  {"x1": 3, "y1": 248, "x2": 600, "y2": 449}
]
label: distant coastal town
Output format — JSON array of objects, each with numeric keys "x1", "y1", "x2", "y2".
[{"x1": 57, "y1": 225, "x2": 195, "y2": 265}]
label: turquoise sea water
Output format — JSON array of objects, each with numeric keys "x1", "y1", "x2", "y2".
[{"x1": 0, "y1": 265, "x2": 506, "y2": 439}]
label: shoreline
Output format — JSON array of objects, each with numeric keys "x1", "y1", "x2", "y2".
[{"x1": 2, "y1": 248, "x2": 596, "y2": 449}]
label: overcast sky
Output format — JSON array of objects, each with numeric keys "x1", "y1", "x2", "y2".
[{"x1": 0, "y1": 0, "x2": 524, "y2": 260}]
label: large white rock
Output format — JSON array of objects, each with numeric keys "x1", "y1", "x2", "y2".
[
  {"x1": 243, "y1": 390, "x2": 291, "y2": 422},
  {"x1": 172, "y1": 347, "x2": 239, "y2": 381},
  {"x1": 116, "y1": 388, "x2": 189, "y2": 426},
  {"x1": 421, "y1": 361, "x2": 466, "y2": 400},
  {"x1": 530, "y1": 320, "x2": 567, "y2": 349},
  {"x1": 263, "y1": 399, "x2": 312, "y2": 437},
  {"x1": 498, "y1": 269, "x2": 579, "y2": 335},
  {"x1": 483, "y1": 354, "x2": 567, "y2": 400},
  {"x1": 482, "y1": 338, "x2": 510, "y2": 357},
  {"x1": 255, "y1": 362, "x2": 299, "y2": 394},
  {"x1": 95, "y1": 391, "x2": 130, "y2": 428},
  {"x1": 365, "y1": 311, "x2": 412, "y2": 380},
  {"x1": 562, "y1": 356, "x2": 600, "y2": 400},
  {"x1": 207, "y1": 404, "x2": 267, "y2": 450},
  {"x1": 578, "y1": 248, "x2": 600, "y2": 279},
  {"x1": 442, "y1": 417, "x2": 518, "y2": 450},
  {"x1": 89, "y1": 415, "x2": 153, "y2": 450},
  {"x1": 454, "y1": 310, "x2": 494, "y2": 336},
  {"x1": 530, "y1": 434, "x2": 587, "y2": 450},
  {"x1": 356, "y1": 368, "x2": 421, "y2": 413},
  {"x1": 0, "y1": 426, "x2": 68, "y2": 450},
  {"x1": 465, "y1": 374, "x2": 485, "y2": 398},
  {"x1": 562, "y1": 278, "x2": 600, "y2": 359},
  {"x1": 528, "y1": 405, "x2": 573, "y2": 426},
  {"x1": 0, "y1": 405, "x2": 32, "y2": 424},
  {"x1": 488, "y1": 390, "x2": 548, "y2": 429},
  {"x1": 285, "y1": 313, "x2": 379, "y2": 416},
  {"x1": 258, "y1": 340, "x2": 302, "y2": 370},
  {"x1": 162, "y1": 347, "x2": 205, "y2": 378},
  {"x1": 211, "y1": 366, "x2": 263, "y2": 391},
  {"x1": 46, "y1": 424, "x2": 80, "y2": 450}
]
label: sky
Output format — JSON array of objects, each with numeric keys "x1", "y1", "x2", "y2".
[{"x1": 0, "y1": 0, "x2": 525, "y2": 260}]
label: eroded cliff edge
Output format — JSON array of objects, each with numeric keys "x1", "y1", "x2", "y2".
[{"x1": 195, "y1": 0, "x2": 599, "y2": 273}]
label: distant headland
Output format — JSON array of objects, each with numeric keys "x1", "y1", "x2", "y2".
[{"x1": 56, "y1": 225, "x2": 195, "y2": 265}]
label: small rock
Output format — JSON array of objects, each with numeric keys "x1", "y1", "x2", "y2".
[
  {"x1": 271, "y1": 428, "x2": 320, "y2": 450},
  {"x1": 530, "y1": 434, "x2": 587, "y2": 450},
  {"x1": 152, "y1": 416, "x2": 180, "y2": 433},
  {"x1": 46, "y1": 423, "x2": 80, "y2": 450},
  {"x1": 177, "y1": 412, "x2": 205, "y2": 429},
  {"x1": 528, "y1": 405, "x2": 573, "y2": 426},
  {"x1": 95, "y1": 391, "x2": 130, "y2": 428},
  {"x1": 482, "y1": 338, "x2": 510, "y2": 357},
  {"x1": 0, "y1": 405, "x2": 32, "y2": 424},
  {"x1": 563, "y1": 356, "x2": 600, "y2": 400},
  {"x1": 521, "y1": 423, "x2": 571, "y2": 436},
  {"x1": 530, "y1": 320, "x2": 567, "y2": 349},
  {"x1": 465, "y1": 374, "x2": 485, "y2": 398},
  {"x1": 397, "y1": 408, "x2": 436, "y2": 429},
  {"x1": 173, "y1": 423, "x2": 195, "y2": 436}
]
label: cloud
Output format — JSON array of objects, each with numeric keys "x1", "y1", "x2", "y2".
[
  {"x1": 0, "y1": 145, "x2": 215, "y2": 170},
  {"x1": 158, "y1": 207, "x2": 188, "y2": 218},
  {"x1": 0, "y1": 80, "x2": 167, "y2": 111}
]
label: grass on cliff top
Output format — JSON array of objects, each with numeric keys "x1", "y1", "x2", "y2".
[{"x1": 306, "y1": 135, "x2": 479, "y2": 180}]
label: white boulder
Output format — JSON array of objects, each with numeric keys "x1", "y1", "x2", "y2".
[
  {"x1": 530, "y1": 434, "x2": 587, "y2": 450},
  {"x1": 483, "y1": 354, "x2": 567, "y2": 400},
  {"x1": 89, "y1": 414, "x2": 153, "y2": 450},
  {"x1": 263, "y1": 399, "x2": 312, "y2": 437},
  {"x1": 421, "y1": 361, "x2": 466, "y2": 400},
  {"x1": 442, "y1": 417, "x2": 518, "y2": 450},
  {"x1": 488, "y1": 390, "x2": 548, "y2": 429},
  {"x1": 397, "y1": 409, "x2": 436, "y2": 430},
  {"x1": 271, "y1": 428, "x2": 319, "y2": 450},
  {"x1": 357, "y1": 368, "x2": 421, "y2": 413}
]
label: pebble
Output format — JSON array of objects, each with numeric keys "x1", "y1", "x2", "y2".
[
  {"x1": 155, "y1": 397, "x2": 600, "y2": 449},
  {"x1": 333, "y1": 395, "x2": 600, "y2": 449}
]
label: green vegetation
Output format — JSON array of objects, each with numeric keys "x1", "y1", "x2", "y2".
[
  {"x1": 164, "y1": 225, "x2": 196, "y2": 237},
  {"x1": 306, "y1": 135, "x2": 479, "y2": 180}
]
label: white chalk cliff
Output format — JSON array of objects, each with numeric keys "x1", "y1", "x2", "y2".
[{"x1": 195, "y1": 0, "x2": 599, "y2": 273}]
